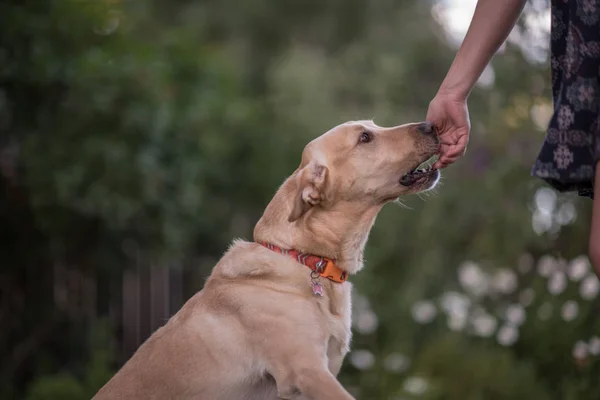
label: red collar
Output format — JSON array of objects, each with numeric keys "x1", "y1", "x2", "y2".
[{"x1": 260, "y1": 242, "x2": 348, "y2": 283}]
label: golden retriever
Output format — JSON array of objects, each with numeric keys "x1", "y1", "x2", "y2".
[{"x1": 93, "y1": 120, "x2": 440, "y2": 400}]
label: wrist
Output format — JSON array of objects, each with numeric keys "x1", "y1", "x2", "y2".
[{"x1": 436, "y1": 80, "x2": 471, "y2": 102}]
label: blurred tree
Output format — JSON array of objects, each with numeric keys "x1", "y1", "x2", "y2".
[{"x1": 1, "y1": 0, "x2": 598, "y2": 399}]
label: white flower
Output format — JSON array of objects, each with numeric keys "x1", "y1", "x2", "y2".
[
  {"x1": 403, "y1": 377, "x2": 428, "y2": 395},
  {"x1": 548, "y1": 272, "x2": 567, "y2": 295},
  {"x1": 588, "y1": 337, "x2": 600, "y2": 356},
  {"x1": 492, "y1": 268, "x2": 518, "y2": 294},
  {"x1": 384, "y1": 353, "x2": 410, "y2": 373},
  {"x1": 538, "y1": 255, "x2": 558, "y2": 277},
  {"x1": 440, "y1": 291, "x2": 471, "y2": 331},
  {"x1": 497, "y1": 325, "x2": 519, "y2": 346},
  {"x1": 534, "y1": 187, "x2": 557, "y2": 215},
  {"x1": 532, "y1": 209, "x2": 553, "y2": 234},
  {"x1": 457, "y1": 261, "x2": 489, "y2": 297},
  {"x1": 350, "y1": 350, "x2": 375, "y2": 370},
  {"x1": 440, "y1": 291, "x2": 471, "y2": 317},
  {"x1": 555, "y1": 202, "x2": 576, "y2": 225},
  {"x1": 411, "y1": 300, "x2": 437, "y2": 324},
  {"x1": 573, "y1": 341, "x2": 588, "y2": 359},
  {"x1": 561, "y1": 300, "x2": 579, "y2": 321},
  {"x1": 355, "y1": 309, "x2": 379, "y2": 334},
  {"x1": 447, "y1": 313, "x2": 468, "y2": 332},
  {"x1": 505, "y1": 304, "x2": 526, "y2": 326},
  {"x1": 472, "y1": 313, "x2": 498, "y2": 337},
  {"x1": 568, "y1": 255, "x2": 590, "y2": 282},
  {"x1": 579, "y1": 275, "x2": 600, "y2": 300}
]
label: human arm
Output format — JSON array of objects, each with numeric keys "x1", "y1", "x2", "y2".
[
  {"x1": 590, "y1": 163, "x2": 600, "y2": 276},
  {"x1": 428, "y1": 0, "x2": 528, "y2": 169}
]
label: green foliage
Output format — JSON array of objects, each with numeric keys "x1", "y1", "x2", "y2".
[
  {"x1": 5, "y1": 0, "x2": 260, "y2": 262},
  {"x1": 25, "y1": 319, "x2": 114, "y2": 400},
  {"x1": 412, "y1": 335, "x2": 550, "y2": 400},
  {"x1": 2, "y1": 0, "x2": 598, "y2": 399},
  {"x1": 25, "y1": 374, "x2": 86, "y2": 400}
]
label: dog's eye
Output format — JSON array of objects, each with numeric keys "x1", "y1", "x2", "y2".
[{"x1": 359, "y1": 132, "x2": 372, "y2": 144}]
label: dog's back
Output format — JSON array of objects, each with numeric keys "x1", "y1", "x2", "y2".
[{"x1": 94, "y1": 241, "x2": 290, "y2": 400}]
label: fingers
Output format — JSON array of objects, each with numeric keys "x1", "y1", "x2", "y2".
[
  {"x1": 437, "y1": 128, "x2": 469, "y2": 146},
  {"x1": 445, "y1": 144, "x2": 466, "y2": 159},
  {"x1": 433, "y1": 157, "x2": 457, "y2": 169},
  {"x1": 435, "y1": 129, "x2": 469, "y2": 167},
  {"x1": 427, "y1": 98, "x2": 470, "y2": 169},
  {"x1": 438, "y1": 135, "x2": 457, "y2": 146},
  {"x1": 433, "y1": 144, "x2": 466, "y2": 169},
  {"x1": 433, "y1": 154, "x2": 453, "y2": 169}
]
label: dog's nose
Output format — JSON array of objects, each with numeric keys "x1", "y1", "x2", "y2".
[{"x1": 417, "y1": 121, "x2": 435, "y2": 135}]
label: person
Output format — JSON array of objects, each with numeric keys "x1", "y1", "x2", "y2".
[{"x1": 427, "y1": 0, "x2": 600, "y2": 274}]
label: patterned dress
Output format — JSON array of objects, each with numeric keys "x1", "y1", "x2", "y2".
[{"x1": 531, "y1": 0, "x2": 600, "y2": 199}]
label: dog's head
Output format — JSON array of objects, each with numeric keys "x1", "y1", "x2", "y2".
[{"x1": 289, "y1": 120, "x2": 440, "y2": 222}]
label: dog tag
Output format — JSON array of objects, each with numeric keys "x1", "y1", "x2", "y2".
[{"x1": 311, "y1": 281, "x2": 324, "y2": 297}]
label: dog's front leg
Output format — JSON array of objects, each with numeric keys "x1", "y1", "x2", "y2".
[{"x1": 273, "y1": 363, "x2": 355, "y2": 400}]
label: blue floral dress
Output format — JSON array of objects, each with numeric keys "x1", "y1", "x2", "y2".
[{"x1": 531, "y1": 0, "x2": 600, "y2": 199}]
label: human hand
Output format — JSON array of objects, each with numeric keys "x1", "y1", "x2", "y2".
[{"x1": 426, "y1": 92, "x2": 471, "y2": 169}]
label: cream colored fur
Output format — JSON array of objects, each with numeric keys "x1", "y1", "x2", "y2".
[{"x1": 93, "y1": 120, "x2": 440, "y2": 400}]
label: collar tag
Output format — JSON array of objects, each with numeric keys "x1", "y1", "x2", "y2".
[{"x1": 259, "y1": 242, "x2": 348, "y2": 284}]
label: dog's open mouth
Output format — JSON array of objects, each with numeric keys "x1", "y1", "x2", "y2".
[{"x1": 399, "y1": 159, "x2": 438, "y2": 187}]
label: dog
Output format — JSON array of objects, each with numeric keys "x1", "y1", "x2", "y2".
[{"x1": 93, "y1": 120, "x2": 440, "y2": 400}]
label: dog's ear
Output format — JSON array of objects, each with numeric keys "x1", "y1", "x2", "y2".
[{"x1": 288, "y1": 162, "x2": 329, "y2": 222}]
